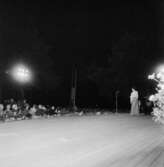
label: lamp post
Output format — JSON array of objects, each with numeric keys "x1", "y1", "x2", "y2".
[{"x1": 9, "y1": 63, "x2": 33, "y2": 100}]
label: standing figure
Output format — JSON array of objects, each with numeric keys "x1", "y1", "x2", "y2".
[
  {"x1": 144, "y1": 98, "x2": 153, "y2": 115},
  {"x1": 130, "y1": 88, "x2": 140, "y2": 115}
]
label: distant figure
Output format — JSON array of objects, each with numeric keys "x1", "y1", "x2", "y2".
[
  {"x1": 130, "y1": 88, "x2": 140, "y2": 115},
  {"x1": 144, "y1": 98, "x2": 153, "y2": 115}
]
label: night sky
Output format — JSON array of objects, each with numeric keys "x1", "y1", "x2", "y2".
[{"x1": 0, "y1": 1, "x2": 160, "y2": 108}]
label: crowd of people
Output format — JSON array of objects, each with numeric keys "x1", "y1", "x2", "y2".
[
  {"x1": 0, "y1": 99, "x2": 65, "y2": 122},
  {"x1": 0, "y1": 99, "x2": 110, "y2": 122},
  {"x1": 0, "y1": 89, "x2": 153, "y2": 123}
]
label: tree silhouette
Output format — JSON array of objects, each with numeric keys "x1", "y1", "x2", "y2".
[{"x1": 84, "y1": 32, "x2": 149, "y2": 107}]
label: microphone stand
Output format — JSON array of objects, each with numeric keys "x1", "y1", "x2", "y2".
[{"x1": 115, "y1": 90, "x2": 120, "y2": 114}]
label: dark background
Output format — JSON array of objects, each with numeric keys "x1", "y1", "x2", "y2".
[{"x1": 0, "y1": 0, "x2": 161, "y2": 108}]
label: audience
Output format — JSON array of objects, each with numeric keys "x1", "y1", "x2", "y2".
[{"x1": 0, "y1": 98, "x2": 111, "y2": 123}]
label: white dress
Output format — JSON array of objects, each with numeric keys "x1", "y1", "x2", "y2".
[{"x1": 130, "y1": 90, "x2": 140, "y2": 115}]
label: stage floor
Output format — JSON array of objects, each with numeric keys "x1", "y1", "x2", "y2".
[{"x1": 0, "y1": 113, "x2": 164, "y2": 167}]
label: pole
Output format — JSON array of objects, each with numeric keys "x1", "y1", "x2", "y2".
[
  {"x1": 73, "y1": 66, "x2": 77, "y2": 108},
  {"x1": 70, "y1": 65, "x2": 77, "y2": 111},
  {"x1": 115, "y1": 93, "x2": 118, "y2": 114},
  {"x1": 115, "y1": 90, "x2": 119, "y2": 114},
  {"x1": 20, "y1": 87, "x2": 25, "y2": 100}
]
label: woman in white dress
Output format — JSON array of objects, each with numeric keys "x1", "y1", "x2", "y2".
[{"x1": 130, "y1": 88, "x2": 140, "y2": 115}]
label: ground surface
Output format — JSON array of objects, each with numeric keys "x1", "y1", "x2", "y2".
[{"x1": 0, "y1": 113, "x2": 164, "y2": 167}]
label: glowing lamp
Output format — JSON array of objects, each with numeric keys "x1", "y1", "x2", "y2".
[{"x1": 11, "y1": 64, "x2": 32, "y2": 84}]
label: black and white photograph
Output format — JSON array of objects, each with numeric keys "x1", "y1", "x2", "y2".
[{"x1": 0, "y1": 0, "x2": 164, "y2": 166}]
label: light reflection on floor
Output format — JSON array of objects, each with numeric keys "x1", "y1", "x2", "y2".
[{"x1": 0, "y1": 114, "x2": 163, "y2": 167}]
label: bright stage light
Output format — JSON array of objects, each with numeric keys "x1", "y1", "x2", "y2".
[
  {"x1": 10, "y1": 64, "x2": 33, "y2": 84},
  {"x1": 156, "y1": 64, "x2": 164, "y2": 73}
]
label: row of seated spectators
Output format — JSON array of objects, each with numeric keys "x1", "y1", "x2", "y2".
[
  {"x1": 0, "y1": 99, "x2": 63, "y2": 122},
  {"x1": 0, "y1": 99, "x2": 111, "y2": 122}
]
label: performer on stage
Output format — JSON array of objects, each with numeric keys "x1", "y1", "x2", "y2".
[{"x1": 130, "y1": 88, "x2": 140, "y2": 115}]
